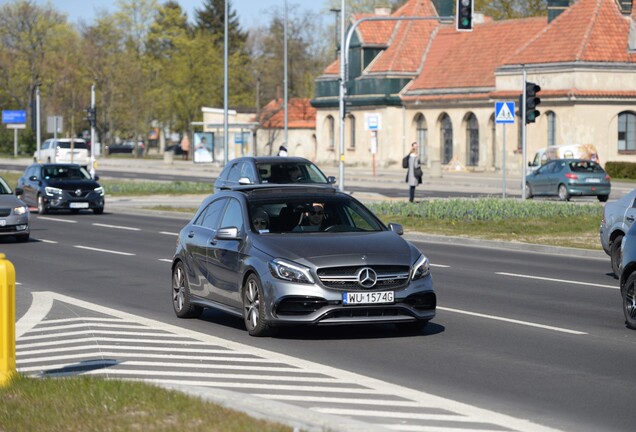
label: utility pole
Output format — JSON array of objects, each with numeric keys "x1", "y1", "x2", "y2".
[
  {"x1": 90, "y1": 83, "x2": 96, "y2": 179},
  {"x1": 223, "y1": 0, "x2": 229, "y2": 165},
  {"x1": 284, "y1": 0, "x2": 289, "y2": 150}
]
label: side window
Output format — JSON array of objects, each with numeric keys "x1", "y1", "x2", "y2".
[
  {"x1": 227, "y1": 163, "x2": 243, "y2": 182},
  {"x1": 195, "y1": 199, "x2": 227, "y2": 230},
  {"x1": 42, "y1": 141, "x2": 50, "y2": 150},
  {"x1": 241, "y1": 162, "x2": 257, "y2": 182},
  {"x1": 220, "y1": 198, "x2": 244, "y2": 232}
]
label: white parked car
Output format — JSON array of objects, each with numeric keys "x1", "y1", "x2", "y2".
[{"x1": 33, "y1": 138, "x2": 90, "y2": 166}]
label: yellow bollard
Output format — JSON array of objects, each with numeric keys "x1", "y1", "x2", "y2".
[{"x1": 0, "y1": 253, "x2": 16, "y2": 387}]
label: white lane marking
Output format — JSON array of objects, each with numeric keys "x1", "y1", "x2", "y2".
[
  {"x1": 438, "y1": 307, "x2": 587, "y2": 335},
  {"x1": 316, "y1": 407, "x2": 481, "y2": 422},
  {"x1": 36, "y1": 216, "x2": 77, "y2": 223},
  {"x1": 159, "y1": 231, "x2": 178, "y2": 236},
  {"x1": 159, "y1": 258, "x2": 172, "y2": 263},
  {"x1": 92, "y1": 223, "x2": 141, "y2": 231},
  {"x1": 73, "y1": 245, "x2": 135, "y2": 256},
  {"x1": 38, "y1": 239, "x2": 58, "y2": 244},
  {"x1": 430, "y1": 263, "x2": 450, "y2": 268},
  {"x1": 17, "y1": 291, "x2": 562, "y2": 432},
  {"x1": 496, "y1": 272, "x2": 618, "y2": 290},
  {"x1": 263, "y1": 394, "x2": 422, "y2": 407}
]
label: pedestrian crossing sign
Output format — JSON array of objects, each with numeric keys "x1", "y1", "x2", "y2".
[{"x1": 495, "y1": 101, "x2": 515, "y2": 124}]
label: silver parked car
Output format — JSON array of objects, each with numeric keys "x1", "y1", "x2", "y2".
[
  {"x1": 0, "y1": 176, "x2": 30, "y2": 242},
  {"x1": 171, "y1": 185, "x2": 436, "y2": 336},
  {"x1": 619, "y1": 222, "x2": 636, "y2": 329},
  {"x1": 600, "y1": 188, "x2": 636, "y2": 277}
]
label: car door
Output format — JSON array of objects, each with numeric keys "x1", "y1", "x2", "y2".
[
  {"x1": 184, "y1": 198, "x2": 226, "y2": 300},
  {"x1": 20, "y1": 166, "x2": 40, "y2": 206},
  {"x1": 206, "y1": 197, "x2": 245, "y2": 308},
  {"x1": 531, "y1": 161, "x2": 553, "y2": 195}
]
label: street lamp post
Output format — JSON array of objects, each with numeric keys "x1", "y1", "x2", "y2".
[
  {"x1": 284, "y1": 0, "x2": 288, "y2": 149},
  {"x1": 223, "y1": 0, "x2": 229, "y2": 165}
]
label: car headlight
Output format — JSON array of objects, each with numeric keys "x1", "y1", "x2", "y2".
[
  {"x1": 269, "y1": 258, "x2": 314, "y2": 284},
  {"x1": 94, "y1": 186, "x2": 105, "y2": 196},
  {"x1": 44, "y1": 186, "x2": 62, "y2": 196},
  {"x1": 411, "y1": 254, "x2": 430, "y2": 280},
  {"x1": 13, "y1": 205, "x2": 28, "y2": 215}
]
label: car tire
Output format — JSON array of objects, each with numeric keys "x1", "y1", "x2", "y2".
[
  {"x1": 93, "y1": 207, "x2": 104, "y2": 215},
  {"x1": 242, "y1": 274, "x2": 271, "y2": 337},
  {"x1": 598, "y1": 195, "x2": 609, "y2": 202},
  {"x1": 525, "y1": 182, "x2": 533, "y2": 199},
  {"x1": 396, "y1": 320, "x2": 429, "y2": 333},
  {"x1": 558, "y1": 184, "x2": 570, "y2": 201},
  {"x1": 171, "y1": 261, "x2": 203, "y2": 318},
  {"x1": 611, "y1": 234, "x2": 623, "y2": 278},
  {"x1": 15, "y1": 234, "x2": 29, "y2": 243},
  {"x1": 37, "y1": 195, "x2": 47, "y2": 215},
  {"x1": 622, "y1": 272, "x2": 636, "y2": 329}
]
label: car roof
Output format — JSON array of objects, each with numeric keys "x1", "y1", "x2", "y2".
[
  {"x1": 230, "y1": 156, "x2": 314, "y2": 164},
  {"x1": 46, "y1": 138, "x2": 86, "y2": 142}
]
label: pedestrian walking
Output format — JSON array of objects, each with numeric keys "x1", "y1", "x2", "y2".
[
  {"x1": 277, "y1": 145, "x2": 288, "y2": 156},
  {"x1": 403, "y1": 142, "x2": 422, "y2": 202}
]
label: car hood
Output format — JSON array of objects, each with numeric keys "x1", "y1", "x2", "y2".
[
  {"x1": 45, "y1": 179, "x2": 101, "y2": 189},
  {"x1": 0, "y1": 194, "x2": 27, "y2": 208},
  {"x1": 252, "y1": 231, "x2": 419, "y2": 267}
]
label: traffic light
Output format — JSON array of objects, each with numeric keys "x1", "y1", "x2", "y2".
[
  {"x1": 85, "y1": 107, "x2": 96, "y2": 128},
  {"x1": 524, "y1": 81, "x2": 541, "y2": 124},
  {"x1": 456, "y1": 0, "x2": 473, "y2": 32}
]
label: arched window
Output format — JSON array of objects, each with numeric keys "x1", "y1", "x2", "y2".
[
  {"x1": 441, "y1": 114, "x2": 453, "y2": 164},
  {"x1": 547, "y1": 112, "x2": 556, "y2": 147},
  {"x1": 466, "y1": 113, "x2": 479, "y2": 167},
  {"x1": 618, "y1": 111, "x2": 636, "y2": 152},
  {"x1": 327, "y1": 115, "x2": 335, "y2": 149},
  {"x1": 347, "y1": 114, "x2": 356, "y2": 149},
  {"x1": 415, "y1": 113, "x2": 428, "y2": 164}
]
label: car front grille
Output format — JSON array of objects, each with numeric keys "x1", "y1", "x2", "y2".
[
  {"x1": 320, "y1": 306, "x2": 412, "y2": 320},
  {"x1": 317, "y1": 265, "x2": 410, "y2": 290},
  {"x1": 62, "y1": 189, "x2": 91, "y2": 198},
  {"x1": 0, "y1": 208, "x2": 11, "y2": 217}
]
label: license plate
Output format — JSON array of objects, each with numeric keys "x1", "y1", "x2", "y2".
[
  {"x1": 69, "y1": 202, "x2": 89, "y2": 209},
  {"x1": 0, "y1": 220, "x2": 5, "y2": 226},
  {"x1": 343, "y1": 291, "x2": 394, "y2": 305},
  {"x1": 586, "y1": 178, "x2": 601, "y2": 183}
]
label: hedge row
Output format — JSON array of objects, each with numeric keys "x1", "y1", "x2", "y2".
[{"x1": 605, "y1": 161, "x2": 636, "y2": 179}]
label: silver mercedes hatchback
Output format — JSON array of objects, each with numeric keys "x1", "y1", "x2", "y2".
[{"x1": 171, "y1": 185, "x2": 435, "y2": 336}]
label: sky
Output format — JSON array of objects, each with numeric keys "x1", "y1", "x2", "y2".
[{"x1": 0, "y1": 0, "x2": 329, "y2": 29}]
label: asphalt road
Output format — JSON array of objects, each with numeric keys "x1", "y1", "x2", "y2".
[{"x1": 5, "y1": 209, "x2": 634, "y2": 432}]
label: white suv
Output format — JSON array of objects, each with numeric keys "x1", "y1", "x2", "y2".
[{"x1": 34, "y1": 138, "x2": 90, "y2": 166}]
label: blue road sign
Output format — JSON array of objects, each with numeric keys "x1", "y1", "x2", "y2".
[
  {"x1": 495, "y1": 102, "x2": 515, "y2": 124},
  {"x1": 2, "y1": 110, "x2": 26, "y2": 124}
]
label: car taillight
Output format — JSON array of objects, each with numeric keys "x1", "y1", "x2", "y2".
[
  {"x1": 565, "y1": 173, "x2": 578, "y2": 179},
  {"x1": 605, "y1": 174, "x2": 611, "y2": 181}
]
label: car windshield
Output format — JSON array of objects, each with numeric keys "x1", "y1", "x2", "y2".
[
  {"x1": 42, "y1": 166, "x2": 91, "y2": 180},
  {"x1": 569, "y1": 161, "x2": 604, "y2": 173},
  {"x1": 248, "y1": 195, "x2": 385, "y2": 234},
  {"x1": 256, "y1": 162, "x2": 328, "y2": 184},
  {"x1": 0, "y1": 177, "x2": 12, "y2": 194}
]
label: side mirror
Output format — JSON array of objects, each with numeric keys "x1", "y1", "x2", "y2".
[
  {"x1": 15, "y1": 187, "x2": 23, "y2": 196},
  {"x1": 216, "y1": 226, "x2": 240, "y2": 240},
  {"x1": 327, "y1": 176, "x2": 337, "y2": 184},
  {"x1": 388, "y1": 223, "x2": 404, "y2": 236},
  {"x1": 29, "y1": 175, "x2": 37, "y2": 181},
  {"x1": 238, "y1": 177, "x2": 252, "y2": 185}
]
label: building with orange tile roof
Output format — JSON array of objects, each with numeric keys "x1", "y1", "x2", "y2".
[{"x1": 311, "y1": 0, "x2": 636, "y2": 176}]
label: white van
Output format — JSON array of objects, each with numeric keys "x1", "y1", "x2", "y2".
[
  {"x1": 528, "y1": 144, "x2": 599, "y2": 172},
  {"x1": 34, "y1": 138, "x2": 90, "y2": 166}
]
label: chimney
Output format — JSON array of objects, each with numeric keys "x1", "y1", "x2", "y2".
[
  {"x1": 374, "y1": 6, "x2": 391, "y2": 16},
  {"x1": 547, "y1": 0, "x2": 570, "y2": 23}
]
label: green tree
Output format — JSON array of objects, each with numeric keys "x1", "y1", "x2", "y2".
[
  {"x1": 476, "y1": 0, "x2": 547, "y2": 20},
  {"x1": 195, "y1": 0, "x2": 247, "y2": 53}
]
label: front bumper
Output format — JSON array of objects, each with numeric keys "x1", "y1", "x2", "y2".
[
  {"x1": 42, "y1": 192, "x2": 104, "y2": 211},
  {"x1": 0, "y1": 214, "x2": 29, "y2": 237},
  {"x1": 262, "y1": 274, "x2": 436, "y2": 327}
]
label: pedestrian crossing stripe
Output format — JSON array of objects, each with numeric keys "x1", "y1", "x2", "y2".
[{"x1": 495, "y1": 101, "x2": 515, "y2": 124}]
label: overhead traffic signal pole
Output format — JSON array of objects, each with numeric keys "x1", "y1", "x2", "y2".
[{"x1": 337, "y1": 11, "x2": 455, "y2": 192}]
